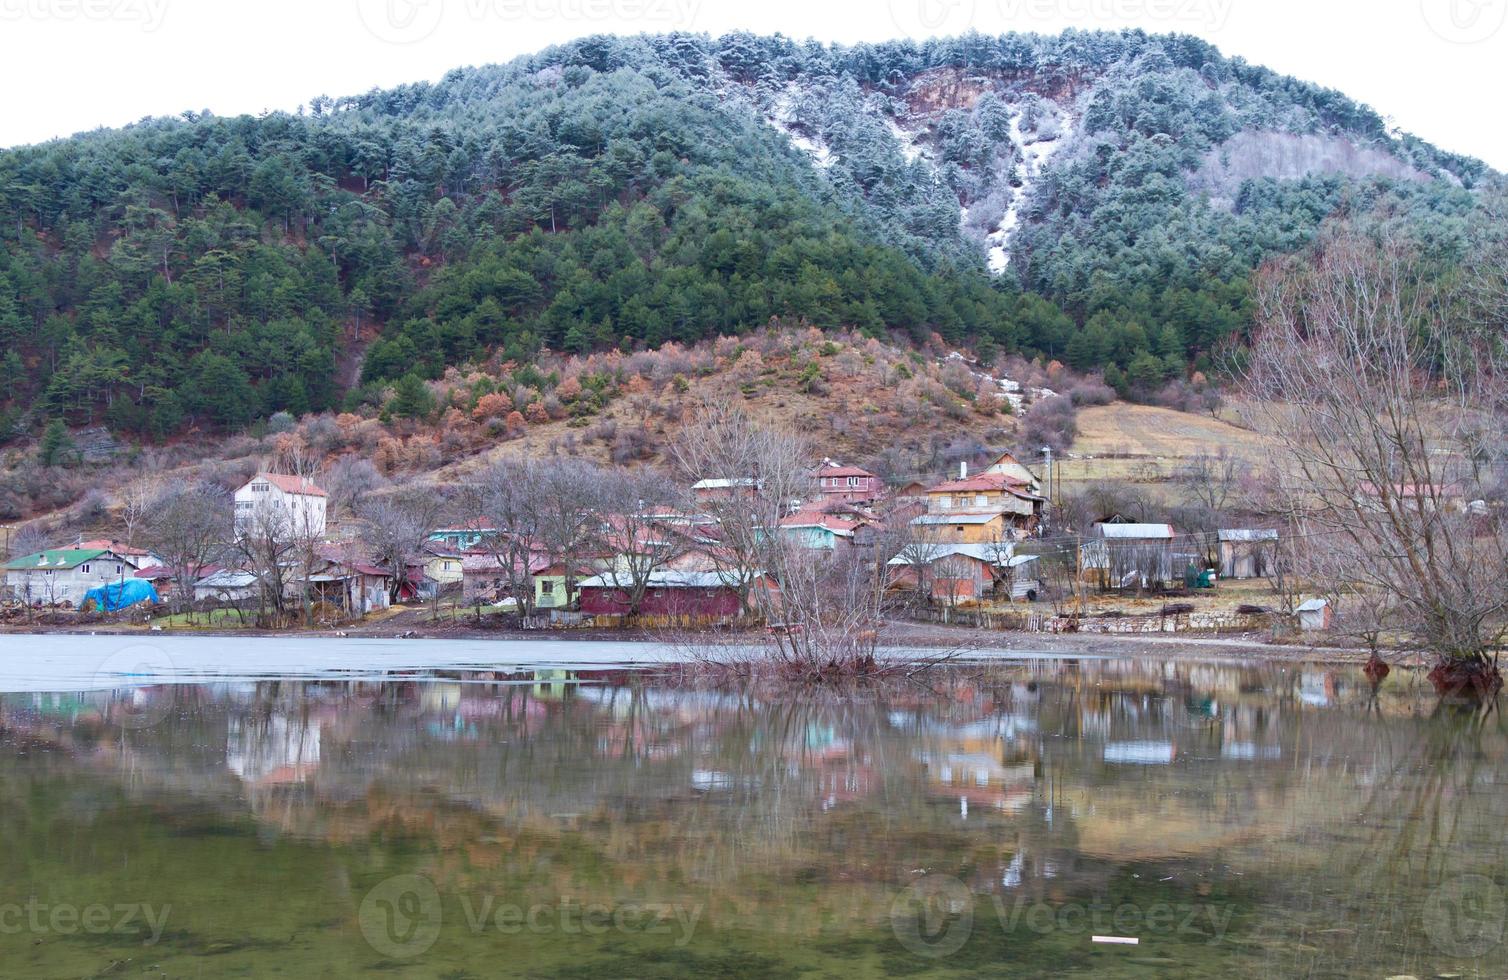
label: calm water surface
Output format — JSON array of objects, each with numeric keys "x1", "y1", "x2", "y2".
[{"x1": 2, "y1": 640, "x2": 1506, "y2": 978}]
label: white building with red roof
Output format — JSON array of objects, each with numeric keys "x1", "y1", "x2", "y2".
[{"x1": 234, "y1": 473, "x2": 328, "y2": 537}]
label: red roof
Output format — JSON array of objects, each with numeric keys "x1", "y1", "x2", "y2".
[
  {"x1": 779, "y1": 511, "x2": 863, "y2": 534},
  {"x1": 926, "y1": 473, "x2": 1030, "y2": 494},
  {"x1": 256, "y1": 473, "x2": 327, "y2": 497},
  {"x1": 78, "y1": 538, "x2": 152, "y2": 556},
  {"x1": 819, "y1": 465, "x2": 879, "y2": 479},
  {"x1": 135, "y1": 563, "x2": 220, "y2": 580}
]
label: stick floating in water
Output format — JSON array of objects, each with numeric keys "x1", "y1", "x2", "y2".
[{"x1": 1092, "y1": 936, "x2": 1139, "y2": 945}]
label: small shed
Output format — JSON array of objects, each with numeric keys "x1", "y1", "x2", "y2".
[
  {"x1": 193, "y1": 570, "x2": 259, "y2": 604},
  {"x1": 1218, "y1": 529, "x2": 1279, "y2": 579},
  {"x1": 1004, "y1": 554, "x2": 1042, "y2": 601},
  {"x1": 1296, "y1": 598, "x2": 1332, "y2": 632}
]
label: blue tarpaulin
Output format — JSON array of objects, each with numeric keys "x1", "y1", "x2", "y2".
[{"x1": 83, "y1": 579, "x2": 160, "y2": 612}]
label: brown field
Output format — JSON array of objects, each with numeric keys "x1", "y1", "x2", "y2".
[{"x1": 1057, "y1": 402, "x2": 1275, "y2": 495}]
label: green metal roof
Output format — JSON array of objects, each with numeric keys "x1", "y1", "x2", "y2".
[{"x1": 4, "y1": 548, "x2": 109, "y2": 570}]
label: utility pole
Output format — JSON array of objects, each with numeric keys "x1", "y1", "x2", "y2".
[{"x1": 1041, "y1": 446, "x2": 1053, "y2": 535}]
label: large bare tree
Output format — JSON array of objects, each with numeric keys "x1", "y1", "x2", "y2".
[
  {"x1": 356, "y1": 488, "x2": 443, "y2": 604},
  {"x1": 670, "y1": 397, "x2": 814, "y2": 619},
  {"x1": 459, "y1": 457, "x2": 548, "y2": 619},
  {"x1": 1238, "y1": 226, "x2": 1508, "y2": 692},
  {"x1": 142, "y1": 481, "x2": 231, "y2": 617},
  {"x1": 591, "y1": 466, "x2": 692, "y2": 618}
]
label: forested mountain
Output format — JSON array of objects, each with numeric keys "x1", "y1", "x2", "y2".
[{"x1": 0, "y1": 30, "x2": 1491, "y2": 440}]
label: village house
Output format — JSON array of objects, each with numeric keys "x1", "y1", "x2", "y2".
[
  {"x1": 4, "y1": 548, "x2": 135, "y2": 606},
  {"x1": 234, "y1": 473, "x2": 327, "y2": 537},
  {"x1": 1218, "y1": 529, "x2": 1279, "y2": 579},
  {"x1": 893, "y1": 481, "x2": 930, "y2": 504},
  {"x1": 192, "y1": 569, "x2": 261, "y2": 604},
  {"x1": 815, "y1": 462, "x2": 883, "y2": 504},
  {"x1": 428, "y1": 522, "x2": 498, "y2": 551},
  {"x1": 134, "y1": 563, "x2": 220, "y2": 602},
  {"x1": 76, "y1": 538, "x2": 162, "y2": 570},
  {"x1": 307, "y1": 559, "x2": 393, "y2": 615},
  {"x1": 910, "y1": 510, "x2": 1018, "y2": 544},
  {"x1": 887, "y1": 542, "x2": 1016, "y2": 606},
  {"x1": 776, "y1": 508, "x2": 872, "y2": 553},
  {"x1": 462, "y1": 552, "x2": 554, "y2": 604},
  {"x1": 980, "y1": 451, "x2": 1043, "y2": 493},
  {"x1": 421, "y1": 543, "x2": 465, "y2": 586},
  {"x1": 533, "y1": 561, "x2": 595, "y2": 610},
  {"x1": 690, "y1": 477, "x2": 758, "y2": 504},
  {"x1": 912, "y1": 461, "x2": 1045, "y2": 543},
  {"x1": 1081, "y1": 522, "x2": 1178, "y2": 589}
]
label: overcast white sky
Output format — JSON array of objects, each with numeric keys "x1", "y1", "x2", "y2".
[{"x1": 0, "y1": 0, "x2": 1504, "y2": 167}]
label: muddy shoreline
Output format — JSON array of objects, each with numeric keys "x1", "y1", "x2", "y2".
[{"x1": 0, "y1": 616, "x2": 1408, "y2": 668}]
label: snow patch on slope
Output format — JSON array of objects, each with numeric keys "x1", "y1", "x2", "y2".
[
  {"x1": 766, "y1": 83, "x2": 837, "y2": 170},
  {"x1": 987, "y1": 105, "x2": 1070, "y2": 273},
  {"x1": 945, "y1": 351, "x2": 1056, "y2": 412},
  {"x1": 887, "y1": 118, "x2": 930, "y2": 164}
]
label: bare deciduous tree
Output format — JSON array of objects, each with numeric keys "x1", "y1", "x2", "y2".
[
  {"x1": 459, "y1": 458, "x2": 548, "y2": 620},
  {"x1": 670, "y1": 397, "x2": 813, "y2": 619},
  {"x1": 1238, "y1": 226, "x2": 1508, "y2": 693},
  {"x1": 142, "y1": 481, "x2": 231, "y2": 617},
  {"x1": 356, "y1": 489, "x2": 443, "y2": 604},
  {"x1": 591, "y1": 467, "x2": 692, "y2": 618}
]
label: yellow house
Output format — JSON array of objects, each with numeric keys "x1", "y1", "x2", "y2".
[
  {"x1": 422, "y1": 546, "x2": 465, "y2": 586},
  {"x1": 910, "y1": 511, "x2": 1016, "y2": 544},
  {"x1": 914, "y1": 465, "x2": 1044, "y2": 542}
]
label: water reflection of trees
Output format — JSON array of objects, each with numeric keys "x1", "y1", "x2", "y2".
[{"x1": 2, "y1": 661, "x2": 1506, "y2": 974}]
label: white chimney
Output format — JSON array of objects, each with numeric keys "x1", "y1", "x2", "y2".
[{"x1": 959, "y1": 461, "x2": 968, "y2": 479}]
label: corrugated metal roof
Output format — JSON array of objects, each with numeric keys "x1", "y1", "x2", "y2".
[
  {"x1": 1095, "y1": 523, "x2": 1175, "y2": 539},
  {"x1": 888, "y1": 543, "x2": 1014, "y2": 566},
  {"x1": 1218, "y1": 529, "x2": 1279, "y2": 542},
  {"x1": 5, "y1": 549, "x2": 109, "y2": 570},
  {"x1": 578, "y1": 569, "x2": 754, "y2": 589}
]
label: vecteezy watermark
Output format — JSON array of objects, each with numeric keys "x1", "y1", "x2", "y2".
[
  {"x1": 358, "y1": 874, "x2": 705, "y2": 960},
  {"x1": 889, "y1": 0, "x2": 1235, "y2": 37},
  {"x1": 1419, "y1": 0, "x2": 1506, "y2": 43},
  {"x1": 0, "y1": 0, "x2": 167, "y2": 30},
  {"x1": 0, "y1": 900, "x2": 171, "y2": 945},
  {"x1": 890, "y1": 873, "x2": 975, "y2": 957},
  {"x1": 890, "y1": 874, "x2": 1233, "y2": 958},
  {"x1": 356, "y1": 0, "x2": 703, "y2": 45},
  {"x1": 360, "y1": 875, "x2": 443, "y2": 959},
  {"x1": 91, "y1": 642, "x2": 178, "y2": 730},
  {"x1": 1423, "y1": 875, "x2": 1507, "y2": 958}
]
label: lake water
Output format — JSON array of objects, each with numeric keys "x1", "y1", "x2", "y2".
[{"x1": 2, "y1": 635, "x2": 1507, "y2": 978}]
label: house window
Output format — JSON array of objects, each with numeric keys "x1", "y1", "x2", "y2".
[
  {"x1": 81, "y1": 564, "x2": 90, "y2": 573},
  {"x1": 975, "y1": 495, "x2": 988, "y2": 507},
  {"x1": 252, "y1": 482, "x2": 269, "y2": 493},
  {"x1": 847, "y1": 476, "x2": 858, "y2": 487},
  {"x1": 541, "y1": 581, "x2": 554, "y2": 595},
  {"x1": 956, "y1": 526, "x2": 965, "y2": 534}
]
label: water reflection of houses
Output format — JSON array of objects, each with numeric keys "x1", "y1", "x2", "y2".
[{"x1": 2, "y1": 656, "x2": 1462, "y2": 966}]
